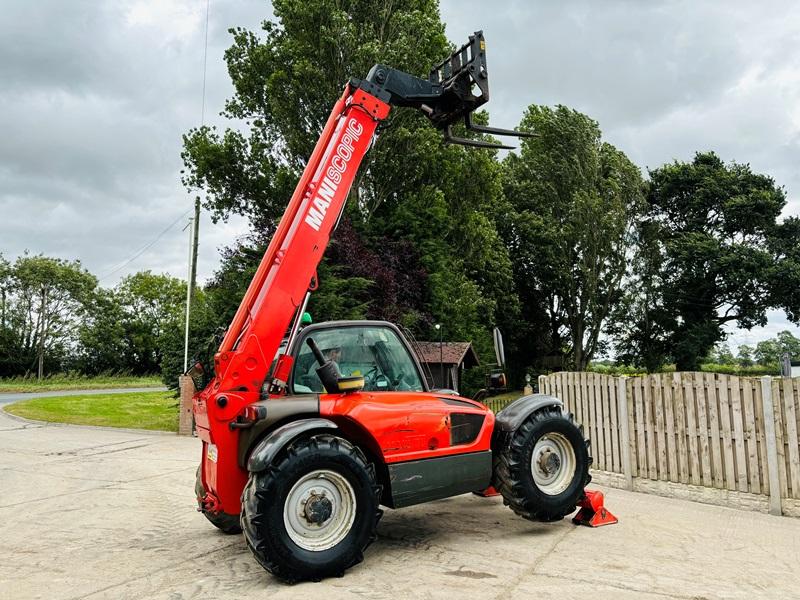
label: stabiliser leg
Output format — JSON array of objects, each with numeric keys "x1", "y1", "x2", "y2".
[{"x1": 572, "y1": 489, "x2": 618, "y2": 527}]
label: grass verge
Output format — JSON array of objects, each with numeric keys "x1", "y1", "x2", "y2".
[
  {"x1": 4, "y1": 390, "x2": 178, "y2": 432},
  {"x1": 0, "y1": 373, "x2": 163, "y2": 393},
  {"x1": 483, "y1": 389, "x2": 523, "y2": 413}
]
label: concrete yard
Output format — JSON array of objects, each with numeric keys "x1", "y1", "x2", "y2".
[{"x1": 1, "y1": 409, "x2": 799, "y2": 600}]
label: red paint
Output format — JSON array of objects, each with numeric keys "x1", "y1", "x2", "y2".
[
  {"x1": 572, "y1": 490, "x2": 619, "y2": 527},
  {"x1": 194, "y1": 86, "x2": 400, "y2": 515},
  {"x1": 320, "y1": 391, "x2": 495, "y2": 464}
]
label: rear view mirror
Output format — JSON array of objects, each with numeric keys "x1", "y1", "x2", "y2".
[{"x1": 493, "y1": 327, "x2": 506, "y2": 368}]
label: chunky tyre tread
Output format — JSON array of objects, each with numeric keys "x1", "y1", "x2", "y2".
[
  {"x1": 494, "y1": 408, "x2": 592, "y2": 522},
  {"x1": 240, "y1": 435, "x2": 382, "y2": 583},
  {"x1": 195, "y1": 466, "x2": 242, "y2": 534}
]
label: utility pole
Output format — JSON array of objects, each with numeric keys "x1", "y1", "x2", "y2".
[
  {"x1": 190, "y1": 197, "x2": 200, "y2": 298},
  {"x1": 182, "y1": 207, "x2": 197, "y2": 373}
]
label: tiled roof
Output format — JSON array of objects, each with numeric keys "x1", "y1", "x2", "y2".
[{"x1": 413, "y1": 341, "x2": 479, "y2": 367}]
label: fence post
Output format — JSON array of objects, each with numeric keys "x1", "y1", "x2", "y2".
[
  {"x1": 760, "y1": 376, "x2": 782, "y2": 516},
  {"x1": 178, "y1": 375, "x2": 195, "y2": 436},
  {"x1": 616, "y1": 376, "x2": 633, "y2": 490},
  {"x1": 538, "y1": 375, "x2": 547, "y2": 395}
]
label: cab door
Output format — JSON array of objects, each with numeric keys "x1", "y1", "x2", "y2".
[{"x1": 289, "y1": 322, "x2": 428, "y2": 395}]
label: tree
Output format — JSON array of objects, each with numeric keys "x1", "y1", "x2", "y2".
[
  {"x1": 753, "y1": 339, "x2": 779, "y2": 366},
  {"x1": 768, "y1": 216, "x2": 800, "y2": 323},
  {"x1": 181, "y1": 0, "x2": 449, "y2": 231},
  {"x1": 116, "y1": 272, "x2": 185, "y2": 374},
  {"x1": 159, "y1": 287, "x2": 218, "y2": 388},
  {"x1": 736, "y1": 344, "x2": 754, "y2": 367},
  {"x1": 753, "y1": 331, "x2": 800, "y2": 365},
  {"x1": 645, "y1": 152, "x2": 800, "y2": 370},
  {"x1": 777, "y1": 330, "x2": 800, "y2": 361},
  {"x1": 611, "y1": 220, "x2": 675, "y2": 372},
  {"x1": 4, "y1": 255, "x2": 96, "y2": 378},
  {"x1": 709, "y1": 343, "x2": 735, "y2": 365},
  {"x1": 180, "y1": 0, "x2": 518, "y2": 378},
  {"x1": 76, "y1": 288, "x2": 127, "y2": 374},
  {"x1": 77, "y1": 271, "x2": 186, "y2": 376},
  {"x1": 0, "y1": 255, "x2": 18, "y2": 375},
  {"x1": 502, "y1": 105, "x2": 644, "y2": 370}
]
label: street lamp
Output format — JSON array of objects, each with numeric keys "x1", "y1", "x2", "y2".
[{"x1": 434, "y1": 323, "x2": 443, "y2": 388}]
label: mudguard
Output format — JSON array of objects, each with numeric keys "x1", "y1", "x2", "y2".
[
  {"x1": 494, "y1": 394, "x2": 563, "y2": 432},
  {"x1": 247, "y1": 418, "x2": 338, "y2": 473}
]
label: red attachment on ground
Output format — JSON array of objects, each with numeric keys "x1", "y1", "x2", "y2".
[
  {"x1": 472, "y1": 485, "x2": 501, "y2": 497},
  {"x1": 572, "y1": 489, "x2": 618, "y2": 527}
]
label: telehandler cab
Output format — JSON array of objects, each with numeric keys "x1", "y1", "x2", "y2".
[{"x1": 191, "y1": 32, "x2": 606, "y2": 583}]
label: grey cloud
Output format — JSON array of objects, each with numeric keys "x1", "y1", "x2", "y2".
[
  {"x1": 0, "y1": 0, "x2": 797, "y2": 345},
  {"x1": 0, "y1": 0, "x2": 266, "y2": 288},
  {"x1": 442, "y1": 0, "x2": 800, "y2": 343}
]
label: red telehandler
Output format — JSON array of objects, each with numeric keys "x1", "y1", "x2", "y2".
[{"x1": 191, "y1": 32, "x2": 611, "y2": 582}]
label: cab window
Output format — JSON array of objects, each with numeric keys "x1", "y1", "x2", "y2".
[{"x1": 292, "y1": 326, "x2": 424, "y2": 394}]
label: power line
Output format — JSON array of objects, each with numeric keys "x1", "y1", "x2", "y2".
[
  {"x1": 200, "y1": 0, "x2": 210, "y2": 126},
  {"x1": 97, "y1": 209, "x2": 192, "y2": 283},
  {"x1": 185, "y1": 0, "x2": 211, "y2": 373}
]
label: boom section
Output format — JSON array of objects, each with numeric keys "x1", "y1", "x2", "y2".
[{"x1": 212, "y1": 85, "x2": 391, "y2": 396}]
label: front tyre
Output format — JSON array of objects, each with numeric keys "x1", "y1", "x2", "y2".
[
  {"x1": 494, "y1": 409, "x2": 592, "y2": 522},
  {"x1": 241, "y1": 435, "x2": 382, "y2": 583}
]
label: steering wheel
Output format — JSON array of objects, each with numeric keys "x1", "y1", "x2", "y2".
[
  {"x1": 373, "y1": 373, "x2": 391, "y2": 390},
  {"x1": 364, "y1": 366, "x2": 391, "y2": 391}
]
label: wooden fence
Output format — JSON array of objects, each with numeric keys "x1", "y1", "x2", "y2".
[{"x1": 538, "y1": 372, "x2": 800, "y2": 517}]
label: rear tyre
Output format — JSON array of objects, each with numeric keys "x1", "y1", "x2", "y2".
[
  {"x1": 194, "y1": 466, "x2": 242, "y2": 534},
  {"x1": 494, "y1": 409, "x2": 592, "y2": 522},
  {"x1": 241, "y1": 435, "x2": 382, "y2": 583}
]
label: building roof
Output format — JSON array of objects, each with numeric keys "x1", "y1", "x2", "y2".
[{"x1": 414, "y1": 341, "x2": 480, "y2": 368}]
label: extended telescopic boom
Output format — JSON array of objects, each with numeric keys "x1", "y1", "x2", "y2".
[
  {"x1": 208, "y1": 31, "x2": 531, "y2": 400},
  {"x1": 193, "y1": 32, "x2": 532, "y2": 512}
]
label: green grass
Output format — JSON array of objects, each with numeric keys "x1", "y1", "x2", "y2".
[
  {"x1": 587, "y1": 363, "x2": 780, "y2": 376},
  {"x1": 4, "y1": 390, "x2": 178, "y2": 432},
  {"x1": 0, "y1": 372, "x2": 163, "y2": 393},
  {"x1": 482, "y1": 389, "x2": 524, "y2": 413}
]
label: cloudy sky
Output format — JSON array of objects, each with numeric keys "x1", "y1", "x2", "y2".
[{"x1": 1, "y1": 0, "x2": 798, "y2": 348}]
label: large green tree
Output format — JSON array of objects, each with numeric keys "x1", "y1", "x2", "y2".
[
  {"x1": 0, "y1": 255, "x2": 96, "y2": 378},
  {"x1": 76, "y1": 288, "x2": 127, "y2": 374},
  {"x1": 753, "y1": 331, "x2": 800, "y2": 366},
  {"x1": 502, "y1": 105, "x2": 644, "y2": 370},
  {"x1": 180, "y1": 0, "x2": 518, "y2": 379},
  {"x1": 78, "y1": 271, "x2": 185, "y2": 376},
  {"x1": 643, "y1": 152, "x2": 800, "y2": 370},
  {"x1": 610, "y1": 220, "x2": 675, "y2": 372},
  {"x1": 115, "y1": 271, "x2": 185, "y2": 373}
]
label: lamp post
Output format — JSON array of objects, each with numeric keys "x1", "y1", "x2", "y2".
[{"x1": 434, "y1": 323, "x2": 443, "y2": 388}]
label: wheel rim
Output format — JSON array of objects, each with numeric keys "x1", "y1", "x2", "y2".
[
  {"x1": 283, "y1": 469, "x2": 357, "y2": 551},
  {"x1": 530, "y1": 432, "x2": 576, "y2": 496}
]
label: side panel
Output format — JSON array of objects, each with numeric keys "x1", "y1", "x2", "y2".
[
  {"x1": 388, "y1": 451, "x2": 492, "y2": 508},
  {"x1": 320, "y1": 391, "x2": 495, "y2": 464}
]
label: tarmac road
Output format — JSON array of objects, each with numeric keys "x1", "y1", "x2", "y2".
[
  {"x1": 1, "y1": 407, "x2": 798, "y2": 600},
  {"x1": 0, "y1": 387, "x2": 167, "y2": 406}
]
